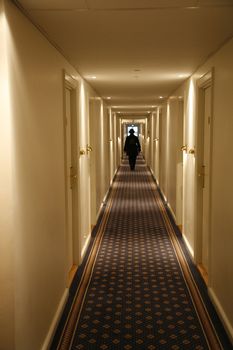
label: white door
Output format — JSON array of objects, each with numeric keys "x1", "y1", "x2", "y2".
[
  {"x1": 201, "y1": 86, "x2": 211, "y2": 272},
  {"x1": 65, "y1": 87, "x2": 78, "y2": 272}
]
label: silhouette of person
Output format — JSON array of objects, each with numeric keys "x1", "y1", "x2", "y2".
[{"x1": 124, "y1": 128, "x2": 141, "y2": 170}]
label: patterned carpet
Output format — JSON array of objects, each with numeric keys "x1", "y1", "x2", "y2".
[{"x1": 52, "y1": 157, "x2": 232, "y2": 350}]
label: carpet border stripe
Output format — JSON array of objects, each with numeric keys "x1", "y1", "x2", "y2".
[
  {"x1": 151, "y1": 181, "x2": 223, "y2": 350},
  {"x1": 56, "y1": 184, "x2": 116, "y2": 350}
]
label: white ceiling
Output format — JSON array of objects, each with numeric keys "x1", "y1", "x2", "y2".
[{"x1": 14, "y1": 0, "x2": 233, "y2": 114}]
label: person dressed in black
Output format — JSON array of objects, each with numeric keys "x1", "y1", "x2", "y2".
[{"x1": 124, "y1": 128, "x2": 141, "y2": 170}]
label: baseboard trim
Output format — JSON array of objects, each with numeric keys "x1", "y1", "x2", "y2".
[
  {"x1": 84, "y1": 172, "x2": 119, "y2": 260},
  {"x1": 159, "y1": 188, "x2": 168, "y2": 204},
  {"x1": 42, "y1": 288, "x2": 69, "y2": 350},
  {"x1": 149, "y1": 167, "x2": 178, "y2": 225},
  {"x1": 81, "y1": 233, "x2": 91, "y2": 259},
  {"x1": 167, "y1": 202, "x2": 177, "y2": 223},
  {"x1": 148, "y1": 167, "x2": 158, "y2": 185},
  {"x1": 182, "y1": 233, "x2": 194, "y2": 258},
  {"x1": 96, "y1": 183, "x2": 115, "y2": 222},
  {"x1": 208, "y1": 287, "x2": 233, "y2": 344},
  {"x1": 110, "y1": 168, "x2": 118, "y2": 186},
  {"x1": 96, "y1": 197, "x2": 107, "y2": 222}
]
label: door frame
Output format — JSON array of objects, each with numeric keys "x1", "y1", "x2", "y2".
[
  {"x1": 63, "y1": 71, "x2": 80, "y2": 272},
  {"x1": 195, "y1": 68, "x2": 214, "y2": 285}
]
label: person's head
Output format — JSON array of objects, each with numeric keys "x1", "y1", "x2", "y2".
[{"x1": 129, "y1": 128, "x2": 135, "y2": 134}]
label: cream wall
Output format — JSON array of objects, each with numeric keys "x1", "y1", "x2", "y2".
[
  {"x1": 151, "y1": 38, "x2": 233, "y2": 340},
  {"x1": 5, "y1": 3, "x2": 73, "y2": 347},
  {"x1": 0, "y1": 1, "x2": 115, "y2": 349},
  {"x1": 103, "y1": 105, "x2": 111, "y2": 196},
  {"x1": 89, "y1": 100, "x2": 113, "y2": 226},
  {"x1": 151, "y1": 108, "x2": 160, "y2": 182},
  {"x1": 113, "y1": 113, "x2": 118, "y2": 172},
  {"x1": 151, "y1": 101, "x2": 182, "y2": 218},
  {"x1": 165, "y1": 99, "x2": 184, "y2": 220},
  {"x1": 159, "y1": 105, "x2": 168, "y2": 199},
  {"x1": 0, "y1": 2, "x2": 14, "y2": 348},
  {"x1": 197, "y1": 38, "x2": 233, "y2": 337},
  {"x1": 96, "y1": 101, "x2": 111, "y2": 218},
  {"x1": 116, "y1": 117, "x2": 122, "y2": 165}
]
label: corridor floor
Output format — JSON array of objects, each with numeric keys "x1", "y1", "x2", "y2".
[{"x1": 53, "y1": 157, "x2": 231, "y2": 350}]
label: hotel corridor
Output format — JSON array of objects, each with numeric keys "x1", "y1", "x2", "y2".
[
  {"x1": 51, "y1": 157, "x2": 231, "y2": 350},
  {"x1": 1, "y1": 1, "x2": 233, "y2": 349}
]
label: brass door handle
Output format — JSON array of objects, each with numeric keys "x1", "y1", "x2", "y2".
[
  {"x1": 80, "y1": 149, "x2": 86, "y2": 155},
  {"x1": 181, "y1": 145, "x2": 187, "y2": 152},
  {"x1": 86, "y1": 145, "x2": 93, "y2": 152}
]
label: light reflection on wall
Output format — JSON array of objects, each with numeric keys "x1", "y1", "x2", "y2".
[
  {"x1": 0, "y1": 11, "x2": 13, "y2": 199},
  {"x1": 109, "y1": 108, "x2": 113, "y2": 181},
  {"x1": 154, "y1": 107, "x2": 160, "y2": 182},
  {"x1": 187, "y1": 78, "x2": 196, "y2": 148},
  {"x1": 183, "y1": 78, "x2": 196, "y2": 253},
  {"x1": 0, "y1": 11, "x2": 14, "y2": 348},
  {"x1": 165, "y1": 102, "x2": 170, "y2": 197},
  {"x1": 100, "y1": 101, "x2": 105, "y2": 194},
  {"x1": 80, "y1": 81, "x2": 86, "y2": 146},
  {"x1": 79, "y1": 80, "x2": 91, "y2": 247}
]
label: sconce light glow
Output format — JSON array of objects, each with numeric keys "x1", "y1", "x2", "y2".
[
  {"x1": 159, "y1": 96, "x2": 163, "y2": 99},
  {"x1": 178, "y1": 73, "x2": 190, "y2": 79},
  {"x1": 107, "y1": 97, "x2": 111, "y2": 100},
  {"x1": 186, "y1": 6, "x2": 199, "y2": 9},
  {"x1": 91, "y1": 76, "x2": 96, "y2": 79}
]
